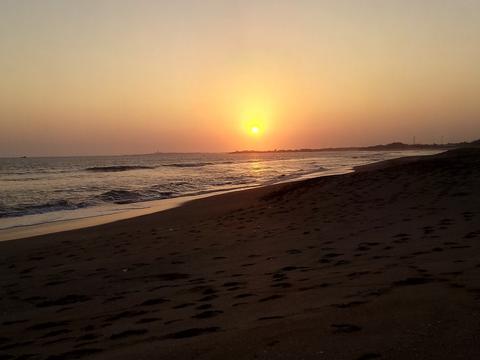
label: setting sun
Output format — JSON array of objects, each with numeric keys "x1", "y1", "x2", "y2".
[{"x1": 240, "y1": 105, "x2": 271, "y2": 139}]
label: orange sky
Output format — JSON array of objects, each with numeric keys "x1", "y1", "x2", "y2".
[{"x1": 1, "y1": 0, "x2": 479, "y2": 156}]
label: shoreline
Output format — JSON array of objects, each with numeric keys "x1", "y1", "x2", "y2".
[
  {"x1": 0, "y1": 166, "x2": 353, "y2": 242},
  {"x1": 0, "y1": 186, "x2": 255, "y2": 242},
  {"x1": 1, "y1": 148, "x2": 480, "y2": 359},
  {"x1": 0, "y1": 150, "x2": 443, "y2": 242},
  {"x1": 0, "y1": 149, "x2": 444, "y2": 242}
]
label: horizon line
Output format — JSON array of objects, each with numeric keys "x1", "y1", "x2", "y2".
[{"x1": 1, "y1": 140, "x2": 477, "y2": 159}]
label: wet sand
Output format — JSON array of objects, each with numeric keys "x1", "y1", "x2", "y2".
[{"x1": 1, "y1": 148, "x2": 480, "y2": 359}]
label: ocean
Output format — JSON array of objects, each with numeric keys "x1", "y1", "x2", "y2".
[{"x1": 0, "y1": 150, "x2": 440, "y2": 234}]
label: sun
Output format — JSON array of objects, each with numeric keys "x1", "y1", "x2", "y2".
[{"x1": 239, "y1": 103, "x2": 271, "y2": 137}]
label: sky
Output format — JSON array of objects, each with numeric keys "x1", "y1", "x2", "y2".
[{"x1": 1, "y1": 0, "x2": 479, "y2": 156}]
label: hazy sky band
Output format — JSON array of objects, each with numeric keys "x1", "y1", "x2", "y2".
[{"x1": 1, "y1": 0, "x2": 479, "y2": 156}]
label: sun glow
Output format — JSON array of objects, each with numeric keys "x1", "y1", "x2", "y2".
[
  {"x1": 245, "y1": 120, "x2": 263, "y2": 137},
  {"x1": 240, "y1": 105, "x2": 271, "y2": 138}
]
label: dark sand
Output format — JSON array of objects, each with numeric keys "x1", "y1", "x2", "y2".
[{"x1": 1, "y1": 148, "x2": 480, "y2": 360}]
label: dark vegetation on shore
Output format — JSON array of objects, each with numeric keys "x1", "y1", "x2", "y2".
[{"x1": 230, "y1": 139, "x2": 480, "y2": 154}]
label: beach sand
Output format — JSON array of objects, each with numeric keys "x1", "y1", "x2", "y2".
[{"x1": 1, "y1": 148, "x2": 480, "y2": 360}]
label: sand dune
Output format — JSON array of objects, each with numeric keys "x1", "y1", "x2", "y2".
[{"x1": 1, "y1": 148, "x2": 480, "y2": 359}]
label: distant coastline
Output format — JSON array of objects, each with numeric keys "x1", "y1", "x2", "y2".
[{"x1": 229, "y1": 139, "x2": 480, "y2": 154}]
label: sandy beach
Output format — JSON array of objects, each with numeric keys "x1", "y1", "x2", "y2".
[{"x1": 1, "y1": 148, "x2": 480, "y2": 360}]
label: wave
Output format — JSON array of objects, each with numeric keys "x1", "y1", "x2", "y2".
[
  {"x1": 162, "y1": 162, "x2": 214, "y2": 168},
  {"x1": 0, "y1": 168, "x2": 329, "y2": 218},
  {"x1": 96, "y1": 189, "x2": 174, "y2": 204},
  {"x1": 85, "y1": 165, "x2": 155, "y2": 172},
  {"x1": 0, "y1": 199, "x2": 88, "y2": 218},
  {"x1": 95, "y1": 177, "x2": 254, "y2": 205}
]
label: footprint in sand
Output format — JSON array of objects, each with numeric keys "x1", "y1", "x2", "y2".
[
  {"x1": 258, "y1": 294, "x2": 283, "y2": 302},
  {"x1": 357, "y1": 353, "x2": 381, "y2": 360},
  {"x1": 257, "y1": 316, "x2": 284, "y2": 321},
  {"x1": 192, "y1": 310, "x2": 223, "y2": 319},
  {"x1": 110, "y1": 329, "x2": 148, "y2": 340},
  {"x1": 331, "y1": 323, "x2": 362, "y2": 333},
  {"x1": 162, "y1": 327, "x2": 221, "y2": 339}
]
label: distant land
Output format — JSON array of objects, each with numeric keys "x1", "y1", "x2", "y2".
[{"x1": 230, "y1": 139, "x2": 480, "y2": 154}]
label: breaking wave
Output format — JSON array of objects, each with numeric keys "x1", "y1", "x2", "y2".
[
  {"x1": 96, "y1": 189, "x2": 174, "y2": 204},
  {"x1": 162, "y1": 162, "x2": 214, "y2": 168},
  {"x1": 85, "y1": 165, "x2": 155, "y2": 172},
  {"x1": 0, "y1": 199, "x2": 89, "y2": 218}
]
